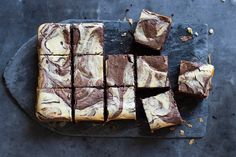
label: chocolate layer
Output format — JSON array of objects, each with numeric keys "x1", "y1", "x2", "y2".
[
  {"x1": 137, "y1": 56, "x2": 169, "y2": 88},
  {"x1": 141, "y1": 90, "x2": 182, "y2": 131},
  {"x1": 74, "y1": 55, "x2": 103, "y2": 87},
  {"x1": 106, "y1": 55, "x2": 134, "y2": 86},
  {"x1": 134, "y1": 9, "x2": 172, "y2": 50},
  {"x1": 36, "y1": 88, "x2": 72, "y2": 122},
  {"x1": 38, "y1": 55, "x2": 71, "y2": 88},
  {"x1": 74, "y1": 88, "x2": 104, "y2": 121},
  {"x1": 38, "y1": 23, "x2": 71, "y2": 55},
  {"x1": 72, "y1": 23, "x2": 104, "y2": 55},
  {"x1": 107, "y1": 87, "x2": 136, "y2": 121},
  {"x1": 178, "y1": 60, "x2": 215, "y2": 98}
]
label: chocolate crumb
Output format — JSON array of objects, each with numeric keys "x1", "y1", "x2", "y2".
[{"x1": 180, "y1": 35, "x2": 193, "y2": 42}]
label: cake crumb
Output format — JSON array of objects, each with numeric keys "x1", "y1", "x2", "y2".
[
  {"x1": 199, "y1": 118, "x2": 204, "y2": 123},
  {"x1": 186, "y1": 123, "x2": 193, "y2": 128},
  {"x1": 170, "y1": 127, "x2": 176, "y2": 131},
  {"x1": 189, "y1": 139, "x2": 195, "y2": 145},
  {"x1": 186, "y1": 27, "x2": 193, "y2": 35},
  {"x1": 121, "y1": 32, "x2": 127, "y2": 37},
  {"x1": 179, "y1": 130, "x2": 185, "y2": 136},
  {"x1": 209, "y1": 28, "x2": 214, "y2": 34},
  {"x1": 194, "y1": 32, "x2": 199, "y2": 36},
  {"x1": 127, "y1": 18, "x2": 133, "y2": 25},
  {"x1": 221, "y1": 0, "x2": 226, "y2": 3},
  {"x1": 180, "y1": 35, "x2": 192, "y2": 42}
]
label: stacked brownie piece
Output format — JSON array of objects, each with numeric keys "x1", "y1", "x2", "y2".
[
  {"x1": 72, "y1": 23, "x2": 105, "y2": 122},
  {"x1": 36, "y1": 23, "x2": 72, "y2": 122}
]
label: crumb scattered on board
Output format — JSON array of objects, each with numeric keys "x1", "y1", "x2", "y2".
[
  {"x1": 186, "y1": 27, "x2": 193, "y2": 35},
  {"x1": 179, "y1": 130, "x2": 185, "y2": 136},
  {"x1": 221, "y1": 0, "x2": 226, "y2": 3},
  {"x1": 199, "y1": 118, "x2": 204, "y2": 123},
  {"x1": 186, "y1": 123, "x2": 193, "y2": 128},
  {"x1": 170, "y1": 127, "x2": 176, "y2": 131},
  {"x1": 121, "y1": 32, "x2": 127, "y2": 37},
  {"x1": 180, "y1": 35, "x2": 192, "y2": 42},
  {"x1": 194, "y1": 32, "x2": 199, "y2": 36},
  {"x1": 189, "y1": 139, "x2": 195, "y2": 145},
  {"x1": 127, "y1": 18, "x2": 133, "y2": 25},
  {"x1": 209, "y1": 28, "x2": 214, "y2": 34}
]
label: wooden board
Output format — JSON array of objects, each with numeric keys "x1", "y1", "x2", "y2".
[{"x1": 3, "y1": 19, "x2": 209, "y2": 138}]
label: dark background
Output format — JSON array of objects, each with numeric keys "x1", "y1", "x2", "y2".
[{"x1": 0, "y1": 0, "x2": 235, "y2": 157}]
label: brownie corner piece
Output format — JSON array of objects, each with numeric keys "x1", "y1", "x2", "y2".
[
  {"x1": 178, "y1": 60, "x2": 215, "y2": 98},
  {"x1": 134, "y1": 9, "x2": 172, "y2": 50},
  {"x1": 38, "y1": 55, "x2": 71, "y2": 88},
  {"x1": 74, "y1": 55, "x2": 104, "y2": 87},
  {"x1": 74, "y1": 88, "x2": 104, "y2": 122},
  {"x1": 137, "y1": 55, "x2": 169, "y2": 88},
  {"x1": 106, "y1": 54, "x2": 135, "y2": 87},
  {"x1": 107, "y1": 86, "x2": 136, "y2": 121},
  {"x1": 72, "y1": 23, "x2": 104, "y2": 55},
  {"x1": 36, "y1": 88, "x2": 72, "y2": 122},
  {"x1": 141, "y1": 90, "x2": 182, "y2": 132},
  {"x1": 38, "y1": 23, "x2": 71, "y2": 55}
]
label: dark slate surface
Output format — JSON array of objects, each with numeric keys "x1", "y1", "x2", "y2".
[
  {"x1": 0, "y1": 0, "x2": 235, "y2": 156},
  {"x1": 3, "y1": 19, "x2": 209, "y2": 138}
]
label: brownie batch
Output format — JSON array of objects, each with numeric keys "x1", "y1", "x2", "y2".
[{"x1": 36, "y1": 9, "x2": 215, "y2": 132}]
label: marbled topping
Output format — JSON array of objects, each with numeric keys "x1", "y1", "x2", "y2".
[
  {"x1": 107, "y1": 87, "x2": 136, "y2": 121},
  {"x1": 38, "y1": 55, "x2": 71, "y2": 88},
  {"x1": 74, "y1": 88, "x2": 104, "y2": 121},
  {"x1": 137, "y1": 56, "x2": 169, "y2": 88},
  {"x1": 106, "y1": 55, "x2": 134, "y2": 86},
  {"x1": 36, "y1": 88, "x2": 72, "y2": 122},
  {"x1": 141, "y1": 90, "x2": 182, "y2": 131},
  {"x1": 134, "y1": 9, "x2": 172, "y2": 50},
  {"x1": 38, "y1": 23, "x2": 71, "y2": 55},
  {"x1": 74, "y1": 55, "x2": 103, "y2": 87},
  {"x1": 178, "y1": 60, "x2": 215, "y2": 98},
  {"x1": 72, "y1": 23, "x2": 104, "y2": 55}
]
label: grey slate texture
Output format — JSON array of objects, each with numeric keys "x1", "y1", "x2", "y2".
[{"x1": 0, "y1": 0, "x2": 235, "y2": 157}]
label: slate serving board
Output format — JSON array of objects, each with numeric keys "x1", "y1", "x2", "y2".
[{"x1": 3, "y1": 19, "x2": 209, "y2": 138}]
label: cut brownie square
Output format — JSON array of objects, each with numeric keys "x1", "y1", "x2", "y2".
[
  {"x1": 178, "y1": 60, "x2": 215, "y2": 98},
  {"x1": 141, "y1": 90, "x2": 183, "y2": 132},
  {"x1": 107, "y1": 87, "x2": 136, "y2": 121},
  {"x1": 38, "y1": 23, "x2": 71, "y2": 55},
  {"x1": 74, "y1": 55, "x2": 104, "y2": 87},
  {"x1": 106, "y1": 54, "x2": 135, "y2": 87},
  {"x1": 36, "y1": 88, "x2": 72, "y2": 122},
  {"x1": 74, "y1": 88, "x2": 104, "y2": 122},
  {"x1": 137, "y1": 56, "x2": 169, "y2": 88},
  {"x1": 72, "y1": 23, "x2": 104, "y2": 55},
  {"x1": 38, "y1": 55, "x2": 71, "y2": 88},
  {"x1": 134, "y1": 9, "x2": 172, "y2": 50}
]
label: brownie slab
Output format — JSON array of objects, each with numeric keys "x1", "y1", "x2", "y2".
[
  {"x1": 106, "y1": 54, "x2": 134, "y2": 87},
  {"x1": 72, "y1": 23, "x2": 104, "y2": 55},
  {"x1": 178, "y1": 60, "x2": 214, "y2": 98},
  {"x1": 134, "y1": 9, "x2": 172, "y2": 50},
  {"x1": 74, "y1": 88, "x2": 104, "y2": 122},
  {"x1": 38, "y1": 55, "x2": 71, "y2": 88},
  {"x1": 137, "y1": 56, "x2": 169, "y2": 88},
  {"x1": 36, "y1": 88, "x2": 72, "y2": 122},
  {"x1": 74, "y1": 55, "x2": 103, "y2": 87},
  {"x1": 107, "y1": 87, "x2": 136, "y2": 121},
  {"x1": 141, "y1": 90, "x2": 182, "y2": 132},
  {"x1": 38, "y1": 23, "x2": 71, "y2": 55}
]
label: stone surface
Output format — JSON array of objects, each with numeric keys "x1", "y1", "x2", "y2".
[{"x1": 0, "y1": 0, "x2": 235, "y2": 157}]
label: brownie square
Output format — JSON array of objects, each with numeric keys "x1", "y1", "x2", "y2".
[
  {"x1": 178, "y1": 60, "x2": 215, "y2": 98},
  {"x1": 107, "y1": 87, "x2": 136, "y2": 121},
  {"x1": 74, "y1": 88, "x2": 104, "y2": 122},
  {"x1": 137, "y1": 56, "x2": 169, "y2": 88},
  {"x1": 106, "y1": 54, "x2": 135, "y2": 87},
  {"x1": 36, "y1": 88, "x2": 72, "y2": 122},
  {"x1": 74, "y1": 55, "x2": 104, "y2": 87},
  {"x1": 38, "y1": 55, "x2": 71, "y2": 88},
  {"x1": 38, "y1": 23, "x2": 71, "y2": 55},
  {"x1": 141, "y1": 90, "x2": 182, "y2": 132},
  {"x1": 134, "y1": 9, "x2": 172, "y2": 50},
  {"x1": 72, "y1": 23, "x2": 104, "y2": 55}
]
